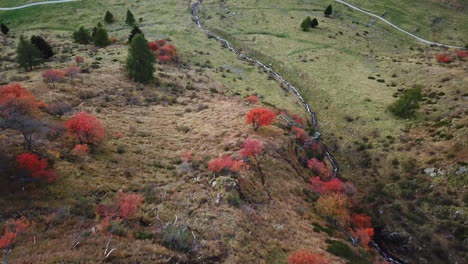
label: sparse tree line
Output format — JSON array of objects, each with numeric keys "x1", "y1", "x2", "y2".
[{"x1": 300, "y1": 4, "x2": 332, "y2": 31}]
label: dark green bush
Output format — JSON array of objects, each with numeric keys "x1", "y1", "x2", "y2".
[
  {"x1": 160, "y1": 224, "x2": 198, "y2": 253},
  {"x1": 388, "y1": 86, "x2": 422, "y2": 118}
]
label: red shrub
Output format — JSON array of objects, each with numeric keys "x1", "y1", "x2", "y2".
[
  {"x1": 158, "y1": 55, "x2": 172, "y2": 63},
  {"x1": 72, "y1": 144, "x2": 89, "y2": 156},
  {"x1": 156, "y1": 40, "x2": 167, "y2": 48},
  {"x1": 435, "y1": 53, "x2": 452, "y2": 63},
  {"x1": 351, "y1": 214, "x2": 372, "y2": 229},
  {"x1": 149, "y1": 42, "x2": 158, "y2": 51},
  {"x1": 0, "y1": 231, "x2": 16, "y2": 249},
  {"x1": 352, "y1": 228, "x2": 374, "y2": 248},
  {"x1": 75, "y1": 56, "x2": 84, "y2": 65},
  {"x1": 240, "y1": 138, "x2": 262, "y2": 158},
  {"x1": 246, "y1": 108, "x2": 276, "y2": 131},
  {"x1": 16, "y1": 153, "x2": 56, "y2": 183},
  {"x1": 456, "y1": 50, "x2": 468, "y2": 59},
  {"x1": 42, "y1": 69, "x2": 65, "y2": 87},
  {"x1": 0, "y1": 217, "x2": 30, "y2": 250},
  {"x1": 65, "y1": 112, "x2": 105, "y2": 144},
  {"x1": 292, "y1": 126, "x2": 309, "y2": 143},
  {"x1": 208, "y1": 155, "x2": 234, "y2": 173},
  {"x1": 307, "y1": 158, "x2": 329, "y2": 177},
  {"x1": 159, "y1": 44, "x2": 177, "y2": 57},
  {"x1": 65, "y1": 67, "x2": 80, "y2": 81},
  {"x1": 0, "y1": 84, "x2": 45, "y2": 116},
  {"x1": 245, "y1": 95, "x2": 259, "y2": 104},
  {"x1": 231, "y1": 160, "x2": 248, "y2": 172},
  {"x1": 181, "y1": 150, "x2": 193, "y2": 162},
  {"x1": 117, "y1": 192, "x2": 144, "y2": 219},
  {"x1": 310, "y1": 176, "x2": 343, "y2": 193},
  {"x1": 291, "y1": 114, "x2": 304, "y2": 124},
  {"x1": 287, "y1": 249, "x2": 327, "y2": 264}
]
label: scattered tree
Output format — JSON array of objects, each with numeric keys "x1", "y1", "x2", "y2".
[
  {"x1": 93, "y1": 27, "x2": 110, "y2": 47},
  {"x1": 351, "y1": 228, "x2": 374, "y2": 248},
  {"x1": 42, "y1": 69, "x2": 65, "y2": 88},
  {"x1": 104, "y1": 11, "x2": 115, "y2": 23},
  {"x1": 75, "y1": 55, "x2": 84, "y2": 65},
  {"x1": 0, "y1": 84, "x2": 45, "y2": 117},
  {"x1": 1, "y1": 115, "x2": 50, "y2": 150},
  {"x1": 65, "y1": 112, "x2": 106, "y2": 144},
  {"x1": 0, "y1": 23, "x2": 9, "y2": 35},
  {"x1": 351, "y1": 213, "x2": 372, "y2": 229},
  {"x1": 315, "y1": 193, "x2": 350, "y2": 225},
  {"x1": 125, "y1": 9, "x2": 136, "y2": 26},
  {"x1": 307, "y1": 158, "x2": 330, "y2": 177},
  {"x1": 72, "y1": 26, "x2": 92, "y2": 44},
  {"x1": 65, "y1": 66, "x2": 80, "y2": 81},
  {"x1": 128, "y1": 26, "x2": 144, "y2": 42},
  {"x1": 311, "y1": 18, "x2": 319, "y2": 28},
  {"x1": 301, "y1": 17, "x2": 312, "y2": 31},
  {"x1": 287, "y1": 249, "x2": 327, "y2": 264},
  {"x1": 16, "y1": 152, "x2": 57, "y2": 182},
  {"x1": 292, "y1": 126, "x2": 309, "y2": 143},
  {"x1": 310, "y1": 177, "x2": 343, "y2": 193},
  {"x1": 117, "y1": 192, "x2": 144, "y2": 219},
  {"x1": 245, "y1": 108, "x2": 276, "y2": 131},
  {"x1": 30, "y1": 35, "x2": 54, "y2": 59},
  {"x1": 126, "y1": 34, "x2": 155, "y2": 83},
  {"x1": 324, "y1": 4, "x2": 333, "y2": 17},
  {"x1": 245, "y1": 95, "x2": 259, "y2": 104},
  {"x1": 388, "y1": 86, "x2": 422, "y2": 118},
  {"x1": 45, "y1": 102, "x2": 72, "y2": 118},
  {"x1": 240, "y1": 138, "x2": 262, "y2": 158},
  {"x1": 0, "y1": 217, "x2": 30, "y2": 264},
  {"x1": 16, "y1": 36, "x2": 42, "y2": 71},
  {"x1": 72, "y1": 144, "x2": 89, "y2": 156}
]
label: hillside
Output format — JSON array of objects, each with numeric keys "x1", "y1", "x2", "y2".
[{"x1": 0, "y1": 0, "x2": 467, "y2": 264}]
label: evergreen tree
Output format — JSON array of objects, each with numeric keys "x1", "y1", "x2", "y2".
[
  {"x1": 311, "y1": 18, "x2": 319, "y2": 28},
  {"x1": 1, "y1": 23, "x2": 9, "y2": 35},
  {"x1": 128, "y1": 25, "x2": 144, "y2": 42},
  {"x1": 93, "y1": 27, "x2": 110, "y2": 47},
  {"x1": 31, "y1": 35, "x2": 54, "y2": 59},
  {"x1": 324, "y1": 4, "x2": 333, "y2": 17},
  {"x1": 97, "y1": 22, "x2": 103, "y2": 28},
  {"x1": 126, "y1": 34, "x2": 155, "y2": 83},
  {"x1": 16, "y1": 36, "x2": 42, "y2": 71},
  {"x1": 301, "y1": 17, "x2": 312, "y2": 31},
  {"x1": 73, "y1": 26, "x2": 92, "y2": 44},
  {"x1": 125, "y1": 9, "x2": 136, "y2": 26},
  {"x1": 104, "y1": 11, "x2": 114, "y2": 23},
  {"x1": 91, "y1": 22, "x2": 103, "y2": 38}
]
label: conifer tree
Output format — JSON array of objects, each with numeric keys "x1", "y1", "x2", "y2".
[
  {"x1": 104, "y1": 11, "x2": 114, "y2": 23},
  {"x1": 126, "y1": 34, "x2": 155, "y2": 83},
  {"x1": 301, "y1": 17, "x2": 312, "y2": 31},
  {"x1": 73, "y1": 26, "x2": 92, "y2": 44},
  {"x1": 128, "y1": 25, "x2": 144, "y2": 42},
  {"x1": 31, "y1": 35, "x2": 54, "y2": 59},
  {"x1": 324, "y1": 4, "x2": 333, "y2": 17},
  {"x1": 311, "y1": 18, "x2": 319, "y2": 28},
  {"x1": 1, "y1": 23, "x2": 9, "y2": 35},
  {"x1": 16, "y1": 36, "x2": 42, "y2": 71},
  {"x1": 125, "y1": 9, "x2": 136, "y2": 26},
  {"x1": 93, "y1": 27, "x2": 110, "y2": 47}
]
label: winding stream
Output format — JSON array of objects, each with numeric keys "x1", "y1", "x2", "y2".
[{"x1": 191, "y1": 1, "x2": 405, "y2": 263}]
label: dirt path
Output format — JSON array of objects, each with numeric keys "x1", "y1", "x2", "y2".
[
  {"x1": 335, "y1": 0, "x2": 464, "y2": 49},
  {"x1": 0, "y1": 0, "x2": 79, "y2": 10}
]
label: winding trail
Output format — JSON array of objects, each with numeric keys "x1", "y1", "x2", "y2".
[
  {"x1": 0, "y1": 0, "x2": 79, "y2": 11},
  {"x1": 335, "y1": 0, "x2": 464, "y2": 49},
  {"x1": 191, "y1": 1, "x2": 405, "y2": 263}
]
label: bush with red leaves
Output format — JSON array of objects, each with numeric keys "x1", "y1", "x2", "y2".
[
  {"x1": 158, "y1": 55, "x2": 172, "y2": 63},
  {"x1": 16, "y1": 152, "x2": 57, "y2": 183},
  {"x1": 287, "y1": 249, "x2": 327, "y2": 264},
  {"x1": 149, "y1": 42, "x2": 158, "y2": 51},
  {"x1": 75, "y1": 56, "x2": 84, "y2": 65},
  {"x1": 310, "y1": 176, "x2": 343, "y2": 193},
  {"x1": 117, "y1": 192, "x2": 144, "y2": 219},
  {"x1": 0, "y1": 83, "x2": 45, "y2": 117},
  {"x1": 246, "y1": 108, "x2": 276, "y2": 131},
  {"x1": 240, "y1": 138, "x2": 262, "y2": 158},
  {"x1": 42, "y1": 69, "x2": 65, "y2": 87},
  {"x1": 245, "y1": 95, "x2": 259, "y2": 104},
  {"x1": 292, "y1": 126, "x2": 309, "y2": 143},
  {"x1": 208, "y1": 155, "x2": 246, "y2": 173},
  {"x1": 351, "y1": 213, "x2": 372, "y2": 229},
  {"x1": 291, "y1": 114, "x2": 304, "y2": 124},
  {"x1": 156, "y1": 40, "x2": 167, "y2": 48},
  {"x1": 351, "y1": 228, "x2": 374, "y2": 248},
  {"x1": 159, "y1": 44, "x2": 177, "y2": 57},
  {"x1": 0, "y1": 217, "x2": 30, "y2": 250},
  {"x1": 307, "y1": 158, "x2": 330, "y2": 177},
  {"x1": 72, "y1": 144, "x2": 89, "y2": 156},
  {"x1": 65, "y1": 112, "x2": 105, "y2": 144},
  {"x1": 456, "y1": 50, "x2": 468, "y2": 59},
  {"x1": 435, "y1": 53, "x2": 452, "y2": 63}
]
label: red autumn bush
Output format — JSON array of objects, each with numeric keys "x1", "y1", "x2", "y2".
[
  {"x1": 117, "y1": 192, "x2": 144, "y2": 219},
  {"x1": 352, "y1": 228, "x2": 374, "y2": 248},
  {"x1": 292, "y1": 126, "x2": 309, "y2": 143},
  {"x1": 456, "y1": 50, "x2": 468, "y2": 59},
  {"x1": 75, "y1": 56, "x2": 84, "y2": 65},
  {"x1": 72, "y1": 144, "x2": 89, "y2": 156},
  {"x1": 149, "y1": 42, "x2": 158, "y2": 51},
  {"x1": 315, "y1": 193, "x2": 350, "y2": 225},
  {"x1": 0, "y1": 84, "x2": 45, "y2": 116},
  {"x1": 65, "y1": 67, "x2": 80, "y2": 81},
  {"x1": 245, "y1": 95, "x2": 259, "y2": 104},
  {"x1": 156, "y1": 40, "x2": 167, "y2": 48},
  {"x1": 42, "y1": 69, "x2": 65, "y2": 87},
  {"x1": 0, "y1": 217, "x2": 30, "y2": 250},
  {"x1": 65, "y1": 112, "x2": 105, "y2": 144},
  {"x1": 291, "y1": 114, "x2": 304, "y2": 124},
  {"x1": 208, "y1": 155, "x2": 234, "y2": 173},
  {"x1": 435, "y1": 53, "x2": 452, "y2": 63},
  {"x1": 287, "y1": 249, "x2": 327, "y2": 264},
  {"x1": 307, "y1": 158, "x2": 330, "y2": 177},
  {"x1": 351, "y1": 213, "x2": 372, "y2": 229},
  {"x1": 246, "y1": 108, "x2": 276, "y2": 131},
  {"x1": 159, "y1": 44, "x2": 177, "y2": 57},
  {"x1": 16, "y1": 152, "x2": 57, "y2": 183},
  {"x1": 158, "y1": 55, "x2": 172, "y2": 63},
  {"x1": 240, "y1": 138, "x2": 262, "y2": 158},
  {"x1": 310, "y1": 176, "x2": 343, "y2": 193}
]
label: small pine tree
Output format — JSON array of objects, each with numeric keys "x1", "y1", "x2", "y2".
[
  {"x1": 388, "y1": 86, "x2": 422, "y2": 118},
  {"x1": 126, "y1": 34, "x2": 155, "y2": 83},
  {"x1": 324, "y1": 4, "x2": 333, "y2": 17},
  {"x1": 16, "y1": 36, "x2": 42, "y2": 71},
  {"x1": 73, "y1": 26, "x2": 92, "y2": 44},
  {"x1": 1, "y1": 23, "x2": 9, "y2": 35},
  {"x1": 93, "y1": 27, "x2": 110, "y2": 47},
  {"x1": 104, "y1": 11, "x2": 114, "y2": 23},
  {"x1": 301, "y1": 17, "x2": 312, "y2": 31},
  {"x1": 128, "y1": 26, "x2": 144, "y2": 42},
  {"x1": 125, "y1": 10, "x2": 136, "y2": 26},
  {"x1": 30, "y1": 35, "x2": 54, "y2": 59},
  {"x1": 311, "y1": 18, "x2": 319, "y2": 28}
]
